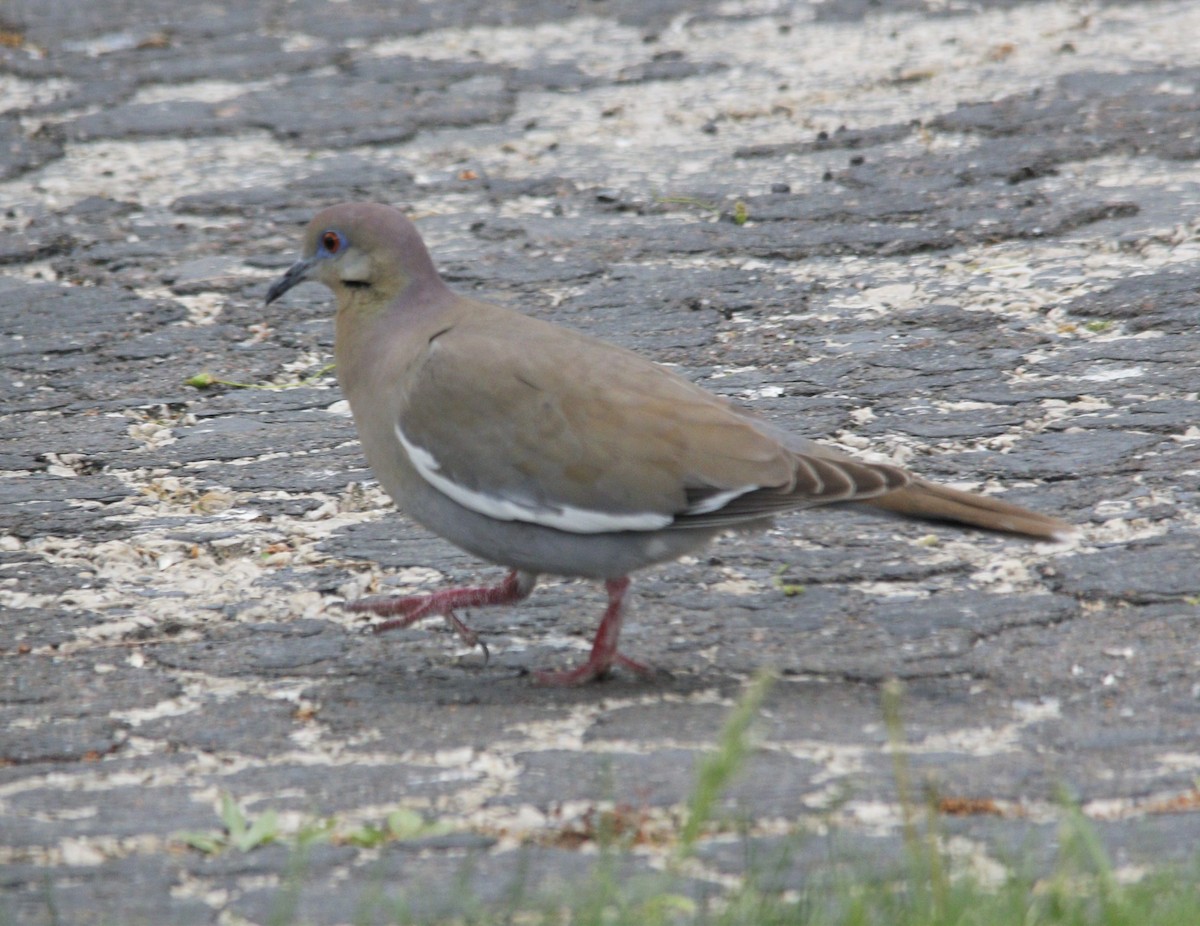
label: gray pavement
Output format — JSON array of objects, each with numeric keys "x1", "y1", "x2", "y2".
[{"x1": 2, "y1": 0, "x2": 1200, "y2": 923}]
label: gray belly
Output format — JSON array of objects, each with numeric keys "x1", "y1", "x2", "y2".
[
  {"x1": 368, "y1": 456, "x2": 719, "y2": 579},
  {"x1": 404, "y1": 479, "x2": 721, "y2": 579}
]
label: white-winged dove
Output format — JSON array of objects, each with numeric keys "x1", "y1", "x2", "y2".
[{"x1": 266, "y1": 202, "x2": 1073, "y2": 685}]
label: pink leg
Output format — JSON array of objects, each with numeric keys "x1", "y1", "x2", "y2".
[
  {"x1": 345, "y1": 570, "x2": 535, "y2": 658},
  {"x1": 534, "y1": 577, "x2": 653, "y2": 686}
]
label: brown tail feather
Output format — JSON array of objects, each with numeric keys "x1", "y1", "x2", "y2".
[{"x1": 863, "y1": 478, "x2": 1074, "y2": 540}]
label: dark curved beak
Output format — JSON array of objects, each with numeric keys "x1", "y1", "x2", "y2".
[{"x1": 265, "y1": 256, "x2": 317, "y2": 305}]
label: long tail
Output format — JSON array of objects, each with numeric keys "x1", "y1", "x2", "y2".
[{"x1": 863, "y1": 478, "x2": 1074, "y2": 540}]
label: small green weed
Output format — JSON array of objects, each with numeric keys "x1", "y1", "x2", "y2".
[
  {"x1": 186, "y1": 362, "x2": 335, "y2": 390},
  {"x1": 679, "y1": 670, "x2": 774, "y2": 854},
  {"x1": 341, "y1": 808, "x2": 454, "y2": 848},
  {"x1": 175, "y1": 796, "x2": 451, "y2": 856},
  {"x1": 774, "y1": 565, "x2": 807, "y2": 597},
  {"x1": 176, "y1": 792, "x2": 280, "y2": 854}
]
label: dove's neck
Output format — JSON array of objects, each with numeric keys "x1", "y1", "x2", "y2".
[{"x1": 334, "y1": 277, "x2": 458, "y2": 401}]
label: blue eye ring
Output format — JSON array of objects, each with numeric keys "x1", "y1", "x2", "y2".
[{"x1": 319, "y1": 229, "x2": 345, "y2": 255}]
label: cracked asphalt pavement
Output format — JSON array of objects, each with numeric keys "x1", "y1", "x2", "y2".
[{"x1": 2, "y1": 1, "x2": 1199, "y2": 923}]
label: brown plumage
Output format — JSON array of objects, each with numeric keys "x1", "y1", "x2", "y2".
[{"x1": 266, "y1": 202, "x2": 1073, "y2": 685}]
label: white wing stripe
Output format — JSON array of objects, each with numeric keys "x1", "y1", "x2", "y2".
[
  {"x1": 396, "y1": 424, "x2": 673, "y2": 534},
  {"x1": 685, "y1": 485, "x2": 757, "y2": 515}
]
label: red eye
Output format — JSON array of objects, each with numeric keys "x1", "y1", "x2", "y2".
[{"x1": 321, "y1": 230, "x2": 342, "y2": 254}]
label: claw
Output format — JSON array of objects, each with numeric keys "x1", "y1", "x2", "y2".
[
  {"x1": 533, "y1": 652, "x2": 650, "y2": 686},
  {"x1": 344, "y1": 571, "x2": 652, "y2": 684},
  {"x1": 444, "y1": 610, "x2": 490, "y2": 666},
  {"x1": 532, "y1": 578, "x2": 654, "y2": 686},
  {"x1": 344, "y1": 570, "x2": 533, "y2": 666}
]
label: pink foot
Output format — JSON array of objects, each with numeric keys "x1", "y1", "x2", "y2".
[
  {"x1": 345, "y1": 570, "x2": 535, "y2": 659},
  {"x1": 533, "y1": 577, "x2": 655, "y2": 686},
  {"x1": 533, "y1": 652, "x2": 652, "y2": 686}
]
